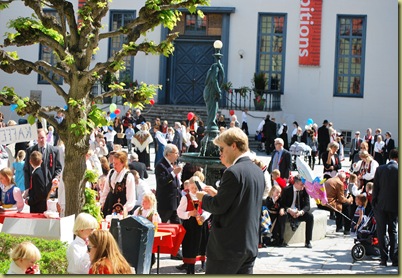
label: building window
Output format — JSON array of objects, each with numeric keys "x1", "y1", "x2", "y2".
[
  {"x1": 173, "y1": 13, "x2": 222, "y2": 37},
  {"x1": 108, "y1": 10, "x2": 136, "y2": 104},
  {"x1": 256, "y1": 14, "x2": 286, "y2": 92},
  {"x1": 334, "y1": 16, "x2": 366, "y2": 97},
  {"x1": 38, "y1": 10, "x2": 62, "y2": 85}
]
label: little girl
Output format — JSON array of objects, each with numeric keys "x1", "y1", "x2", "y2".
[
  {"x1": 265, "y1": 185, "x2": 285, "y2": 246},
  {"x1": 351, "y1": 194, "x2": 368, "y2": 235},
  {"x1": 66, "y1": 212, "x2": 99, "y2": 274},
  {"x1": 12, "y1": 150, "x2": 26, "y2": 192},
  {"x1": 46, "y1": 126, "x2": 54, "y2": 146},
  {"x1": 0, "y1": 168, "x2": 24, "y2": 212},
  {"x1": 7, "y1": 241, "x2": 41, "y2": 274},
  {"x1": 133, "y1": 192, "x2": 161, "y2": 223},
  {"x1": 177, "y1": 176, "x2": 211, "y2": 274}
]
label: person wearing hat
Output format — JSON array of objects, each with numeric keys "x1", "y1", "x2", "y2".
[
  {"x1": 382, "y1": 131, "x2": 395, "y2": 164},
  {"x1": 317, "y1": 120, "x2": 330, "y2": 165},
  {"x1": 349, "y1": 131, "x2": 363, "y2": 163}
]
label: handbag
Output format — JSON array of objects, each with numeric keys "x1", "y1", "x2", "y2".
[{"x1": 117, "y1": 133, "x2": 125, "y2": 139}]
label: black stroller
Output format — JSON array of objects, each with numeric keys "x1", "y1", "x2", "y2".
[{"x1": 351, "y1": 211, "x2": 388, "y2": 262}]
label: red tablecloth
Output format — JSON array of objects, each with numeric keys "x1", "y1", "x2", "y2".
[
  {"x1": 0, "y1": 212, "x2": 46, "y2": 224},
  {"x1": 152, "y1": 223, "x2": 186, "y2": 255}
]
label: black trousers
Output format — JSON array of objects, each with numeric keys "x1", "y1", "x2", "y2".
[
  {"x1": 158, "y1": 209, "x2": 181, "y2": 224},
  {"x1": 318, "y1": 203, "x2": 351, "y2": 231},
  {"x1": 374, "y1": 209, "x2": 398, "y2": 263}
]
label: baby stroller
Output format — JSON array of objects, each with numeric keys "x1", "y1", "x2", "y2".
[{"x1": 351, "y1": 211, "x2": 387, "y2": 262}]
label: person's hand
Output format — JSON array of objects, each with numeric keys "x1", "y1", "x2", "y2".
[
  {"x1": 279, "y1": 208, "x2": 285, "y2": 216},
  {"x1": 173, "y1": 165, "x2": 182, "y2": 175},
  {"x1": 196, "y1": 191, "x2": 206, "y2": 201},
  {"x1": 52, "y1": 178, "x2": 59, "y2": 186},
  {"x1": 203, "y1": 186, "x2": 217, "y2": 197}
]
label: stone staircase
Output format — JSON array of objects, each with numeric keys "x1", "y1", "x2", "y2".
[{"x1": 131, "y1": 104, "x2": 261, "y2": 152}]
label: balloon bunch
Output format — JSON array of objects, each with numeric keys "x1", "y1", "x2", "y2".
[{"x1": 109, "y1": 103, "x2": 121, "y2": 119}]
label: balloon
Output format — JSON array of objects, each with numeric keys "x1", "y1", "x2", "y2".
[
  {"x1": 306, "y1": 118, "x2": 313, "y2": 125},
  {"x1": 149, "y1": 99, "x2": 155, "y2": 106},
  {"x1": 229, "y1": 110, "x2": 235, "y2": 116},
  {"x1": 63, "y1": 105, "x2": 68, "y2": 110},
  {"x1": 114, "y1": 109, "x2": 121, "y2": 115},
  {"x1": 10, "y1": 104, "x2": 18, "y2": 111},
  {"x1": 109, "y1": 103, "x2": 117, "y2": 112},
  {"x1": 187, "y1": 112, "x2": 194, "y2": 121},
  {"x1": 110, "y1": 112, "x2": 116, "y2": 119}
]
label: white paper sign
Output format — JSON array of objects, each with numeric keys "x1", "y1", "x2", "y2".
[{"x1": 0, "y1": 123, "x2": 38, "y2": 145}]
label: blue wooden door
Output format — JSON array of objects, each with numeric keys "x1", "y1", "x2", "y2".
[{"x1": 169, "y1": 40, "x2": 215, "y2": 105}]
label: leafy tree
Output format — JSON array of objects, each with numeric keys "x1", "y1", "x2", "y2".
[{"x1": 0, "y1": 0, "x2": 209, "y2": 216}]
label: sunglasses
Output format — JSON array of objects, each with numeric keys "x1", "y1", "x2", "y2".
[{"x1": 87, "y1": 245, "x2": 95, "y2": 252}]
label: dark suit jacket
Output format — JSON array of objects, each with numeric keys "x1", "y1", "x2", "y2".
[
  {"x1": 350, "y1": 138, "x2": 363, "y2": 153},
  {"x1": 268, "y1": 149, "x2": 292, "y2": 179},
  {"x1": 28, "y1": 167, "x2": 48, "y2": 213},
  {"x1": 280, "y1": 184, "x2": 311, "y2": 214},
  {"x1": 172, "y1": 129, "x2": 183, "y2": 154},
  {"x1": 155, "y1": 157, "x2": 181, "y2": 211},
  {"x1": 321, "y1": 151, "x2": 341, "y2": 173},
  {"x1": 201, "y1": 156, "x2": 265, "y2": 261},
  {"x1": 24, "y1": 144, "x2": 63, "y2": 191},
  {"x1": 372, "y1": 160, "x2": 398, "y2": 213},
  {"x1": 382, "y1": 138, "x2": 395, "y2": 160},
  {"x1": 317, "y1": 125, "x2": 330, "y2": 152},
  {"x1": 128, "y1": 161, "x2": 148, "y2": 179}
]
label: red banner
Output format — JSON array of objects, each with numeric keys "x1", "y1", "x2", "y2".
[{"x1": 298, "y1": 0, "x2": 322, "y2": 66}]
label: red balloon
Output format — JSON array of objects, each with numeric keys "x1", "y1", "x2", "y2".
[
  {"x1": 229, "y1": 110, "x2": 235, "y2": 116},
  {"x1": 150, "y1": 99, "x2": 155, "y2": 106},
  {"x1": 187, "y1": 112, "x2": 194, "y2": 121},
  {"x1": 114, "y1": 109, "x2": 121, "y2": 115}
]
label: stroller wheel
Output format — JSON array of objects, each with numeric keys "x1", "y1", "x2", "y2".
[{"x1": 351, "y1": 243, "x2": 366, "y2": 261}]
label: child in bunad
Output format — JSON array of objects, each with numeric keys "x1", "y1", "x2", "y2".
[
  {"x1": 265, "y1": 185, "x2": 286, "y2": 247},
  {"x1": 177, "y1": 176, "x2": 211, "y2": 274},
  {"x1": 0, "y1": 167, "x2": 24, "y2": 212},
  {"x1": 351, "y1": 194, "x2": 368, "y2": 236},
  {"x1": 133, "y1": 192, "x2": 161, "y2": 271}
]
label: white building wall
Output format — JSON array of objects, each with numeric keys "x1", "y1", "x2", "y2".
[{"x1": 0, "y1": 0, "x2": 398, "y2": 144}]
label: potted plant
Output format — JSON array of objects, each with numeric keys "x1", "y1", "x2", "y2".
[
  {"x1": 252, "y1": 72, "x2": 268, "y2": 110},
  {"x1": 235, "y1": 86, "x2": 250, "y2": 98}
]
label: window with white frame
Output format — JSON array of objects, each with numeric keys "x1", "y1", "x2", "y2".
[
  {"x1": 256, "y1": 14, "x2": 286, "y2": 92},
  {"x1": 334, "y1": 16, "x2": 366, "y2": 97}
]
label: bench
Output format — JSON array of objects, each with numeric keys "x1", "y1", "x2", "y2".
[{"x1": 283, "y1": 200, "x2": 329, "y2": 244}]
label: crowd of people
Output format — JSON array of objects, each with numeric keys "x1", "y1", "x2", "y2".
[{"x1": 0, "y1": 108, "x2": 398, "y2": 273}]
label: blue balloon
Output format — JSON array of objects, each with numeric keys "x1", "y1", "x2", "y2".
[
  {"x1": 110, "y1": 112, "x2": 116, "y2": 119},
  {"x1": 10, "y1": 104, "x2": 18, "y2": 111},
  {"x1": 63, "y1": 105, "x2": 68, "y2": 110},
  {"x1": 307, "y1": 118, "x2": 313, "y2": 125}
]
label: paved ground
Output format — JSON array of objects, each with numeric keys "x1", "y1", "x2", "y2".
[{"x1": 144, "y1": 147, "x2": 399, "y2": 275}]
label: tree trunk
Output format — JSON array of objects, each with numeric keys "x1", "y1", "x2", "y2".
[{"x1": 63, "y1": 138, "x2": 87, "y2": 216}]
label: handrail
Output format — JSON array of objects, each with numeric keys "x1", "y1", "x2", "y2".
[{"x1": 220, "y1": 89, "x2": 282, "y2": 112}]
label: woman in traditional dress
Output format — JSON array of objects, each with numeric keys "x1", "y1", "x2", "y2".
[{"x1": 132, "y1": 123, "x2": 153, "y2": 170}]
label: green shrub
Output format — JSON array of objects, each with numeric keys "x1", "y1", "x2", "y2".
[{"x1": 0, "y1": 233, "x2": 68, "y2": 274}]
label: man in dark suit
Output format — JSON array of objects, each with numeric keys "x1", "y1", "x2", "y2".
[
  {"x1": 382, "y1": 131, "x2": 395, "y2": 164},
  {"x1": 279, "y1": 175, "x2": 314, "y2": 248},
  {"x1": 155, "y1": 143, "x2": 182, "y2": 224},
  {"x1": 372, "y1": 149, "x2": 398, "y2": 267},
  {"x1": 27, "y1": 151, "x2": 48, "y2": 213},
  {"x1": 268, "y1": 138, "x2": 292, "y2": 183},
  {"x1": 317, "y1": 120, "x2": 330, "y2": 164},
  {"x1": 196, "y1": 128, "x2": 265, "y2": 274},
  {"x1": 24, "y1": 128, "x2": 63, "y2": 197},
  {"x1": 128, "y1": 153, "x2": 148, "y2": 179},
  {"x1": 349, "y1": 131, "x2": 363, "y2": 163},
  {"x1": 262, "y1": 114, "x2": 277, "y2": 155}
]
